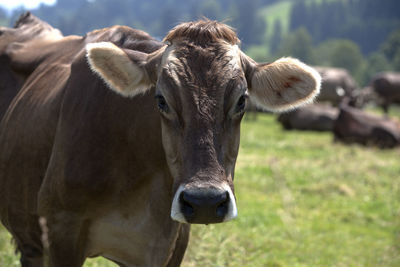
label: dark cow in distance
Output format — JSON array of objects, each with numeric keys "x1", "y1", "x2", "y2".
[
  {"x1": 0, "y1": 13, "x2": 321, "y2": 266},
  {"x1": 314, "y1": 66, "x2": 357, "y2": 106},
  {"x1": 333, "y1": 101, "x2": 400, "y2": 148},
  {"x1": 370, "y1": 72, "x2": 400, "y2": 113},
  {"x1": 278, "y1": 104, "x2": 338, "y2": 132}
]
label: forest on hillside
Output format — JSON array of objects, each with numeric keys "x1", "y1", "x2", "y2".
[{"x1": 0, "y1": 0, "x2": 399, "y2": 85}]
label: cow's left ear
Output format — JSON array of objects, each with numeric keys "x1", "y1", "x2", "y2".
[
  {"x1": 245, "y1": 56, "x2": 321, "y2": 112},
  {"x1": 86, "y1": 42, "x2": 162, "y2": 97}
]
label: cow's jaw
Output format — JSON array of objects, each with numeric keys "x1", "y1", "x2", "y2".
[{"x1": 170, "y1": 182, "x2": 237, "y2": 224}]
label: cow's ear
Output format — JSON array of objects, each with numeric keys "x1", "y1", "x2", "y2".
[
  {"x1": 86, "y1": 42, "x2": 161, "y2": 97},
  {"x1": 245, "y1": 56, "x2": 321, "y2": 112}
]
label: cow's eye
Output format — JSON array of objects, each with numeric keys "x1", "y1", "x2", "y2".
[
  {"x1": 235, "y1": 95, "x2": 247, "y2": 113},
  {"x1": 155, "y1": 95, "x2": 169, "y2": 113}
]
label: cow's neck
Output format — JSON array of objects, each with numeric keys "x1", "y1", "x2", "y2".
[{"x1": 86, "y1": 91, "x2": 179, "y2": 262}]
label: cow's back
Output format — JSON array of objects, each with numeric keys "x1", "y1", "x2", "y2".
[
  {"x1": 315, "y1": 66, "x2": 357, "y2": 105},
  {"x1": 372, "y1": 72, "x2": 400, "y2": 101},
  {"x1": 333, "y1": 104, "x2": 400, "y2": 148},
  {"x1": 0, "y1": 12, "x2": 63, "y2": 122}
]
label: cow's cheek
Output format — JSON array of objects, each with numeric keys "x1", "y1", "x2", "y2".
[
  {"x1": 221, "y1": 122, "x2": 241, "y2": 186},
  {"x1": 160, "y1": 119, "x2": 184, "y2": 185}
]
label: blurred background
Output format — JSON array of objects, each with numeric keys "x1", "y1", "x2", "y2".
[
  {"x1": 0, "y1": 1, "x2": 399, "y2": 266},
  {"x1": 0, "y1": 0, "x2": 399, "y2": 86}
]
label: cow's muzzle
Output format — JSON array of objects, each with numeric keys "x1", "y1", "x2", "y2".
[{"x1": 170, "y1": 183, "x2": 237, "y2": 224}]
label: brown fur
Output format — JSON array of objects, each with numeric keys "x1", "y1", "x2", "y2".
[
  {"x1": 164, "y1": 19, "x2": 239, "y2": 46},
  {"x1": 370, "y1": 72, "x2": 400, "y2": 113},
  {"x1": 334, "y1": 101, "x2": 400, "y2": 148},
  {"x1": 314, "y1": 66, "x2": 357, "y2": 106},
  {"x1": 278, "y1": 104, "x2": 338, "y2": 132}
]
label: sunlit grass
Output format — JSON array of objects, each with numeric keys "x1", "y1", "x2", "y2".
[
  {"x1": 0, "y1": 229, "x2": 19, "y2": 267},
  {"x1": 1, "y1": 113, "x2": 399, "y2": 266}
]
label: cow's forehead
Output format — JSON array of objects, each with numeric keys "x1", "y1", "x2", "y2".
[{"x1": 159, "y1": 42, "x2": 243, "y2": 93}]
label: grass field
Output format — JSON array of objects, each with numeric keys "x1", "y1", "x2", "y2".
[{"x1": 1, "y1": 112, "x2": 400, "y2": 266}]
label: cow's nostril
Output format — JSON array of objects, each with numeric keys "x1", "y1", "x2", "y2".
[
  {"x1": 180, "y1": 192, "x2": 194, "y2": 218},
  {"x1": 216, "y1": 192, "x2": 229, "y2": 218}
]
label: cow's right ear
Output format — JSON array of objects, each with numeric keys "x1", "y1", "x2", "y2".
[{"x1": 86, "y1": 42, "x2": 161, "y2": 97}]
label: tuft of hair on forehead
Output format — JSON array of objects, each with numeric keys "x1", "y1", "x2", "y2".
[{"x1": 163, "y1": 20, "x2": 240, "y2": 45}]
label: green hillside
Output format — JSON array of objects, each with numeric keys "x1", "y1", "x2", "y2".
[
  {"x1": 258, "y1": 0, "x2": 349, "y2": 44},
  {"x1": 259, "y1": 0, "x2": 292, "y2": 42}
]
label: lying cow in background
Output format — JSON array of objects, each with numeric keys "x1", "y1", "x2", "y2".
[
  {"x1": 370, "y1": 72, "x2": 400, "y2": 114},
  {"x1": 0, "y1": 13, "x2": 321, "y2": 266},
  {"x1": 277, "y1": 104, "x2": 338, "y2": 132},
  {"x1": 333, "y1": 100, "x2": 400, "y2": 148},
  {"x1": 314, "y1": 66, "x2": 358, "y2": 106}
]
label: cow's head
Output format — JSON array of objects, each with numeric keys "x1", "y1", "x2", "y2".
[{"x1": 86, "y1": 20, "x2": 320, "y2": 224}]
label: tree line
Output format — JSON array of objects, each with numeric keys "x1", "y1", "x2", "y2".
[
  {"x1": 5, "y1": 0, "x2": 268, "y2": 47},
  {"x1": 257, "y1": 0, "x2": 400, "y2": 85},
  {"x1": 281, "y1": 0, "x2": 400, "y2": 85},
  {"x1": 290, "y1": 0, "x2": 400, "y2": 55}
]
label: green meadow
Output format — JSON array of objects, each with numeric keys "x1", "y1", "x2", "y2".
[{"x1": 1, "y1": 112, "x2": 399, "y2": 266}]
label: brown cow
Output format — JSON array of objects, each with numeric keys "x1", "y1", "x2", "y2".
[
  {"x1": 277, "y1": 104, "x2": 338, "y2": 132},
  {"x1": 333, "y1": 101, "x2": 400, "y2": 148},
  {"x1": 370, "y1": 72, "x2": 400, "y2": 113},
  {"x1": 0, "y1": 13, "x2": 321, "y2": 266},
  {"x1": 0, "y1": 12, "x2": 63, "y2": 122},
  {"x1": 314, "y1": 66, "x2": 357, "y2": 106}
]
